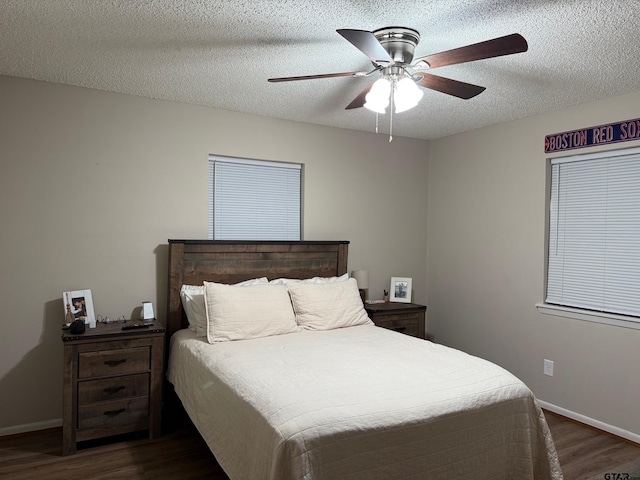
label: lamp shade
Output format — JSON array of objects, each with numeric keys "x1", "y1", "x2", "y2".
[
  {"x1": 351, "y1": 270, "x2": 369, "y2": 289},
  {"x1": 364, "y1": 78, "x2": 391, "y2": 113},
  {"x1": 394, "y1": 77, "x2": 423, "y2": 113}
]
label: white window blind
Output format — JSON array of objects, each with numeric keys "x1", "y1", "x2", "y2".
[
  {"x1": 546, "y1": 147, "x2": 640, "y2": 319},
  {"x1": 208, "y1": 156, "x2": 302, "y2": 240}
]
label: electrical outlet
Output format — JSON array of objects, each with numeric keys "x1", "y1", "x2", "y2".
[{"x1": 544, "y1": 359, "x2": 554, "y2": 377}]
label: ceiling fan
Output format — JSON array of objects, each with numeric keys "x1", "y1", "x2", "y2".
[{"x1": 268, "y1": 27, "x2": 528, "y2": 115}]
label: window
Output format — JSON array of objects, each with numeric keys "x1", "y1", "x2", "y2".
[
  {"x1": 542, "y1": 146, "x2": 640, "y2": 326},
  {"x1": 208, "y1": 155, "x2": 302, "y2": 240}
]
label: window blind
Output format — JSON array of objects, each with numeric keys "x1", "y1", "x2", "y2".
[
  {"x1": 208, "y1": 156, "x2": 302, "y2": 240},
  {"x1": 546, "y1": 147, "x2": 640, "y2": 319}
]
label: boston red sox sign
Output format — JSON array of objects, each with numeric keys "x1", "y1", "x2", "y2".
[{"x1": 545, "y1": 118, "x2": 640, "y2": 153}]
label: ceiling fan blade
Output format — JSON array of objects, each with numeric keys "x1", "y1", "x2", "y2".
[
  {"x1": 268, "y1": 71, "x2": 368, "y2": 82},
  {"x1": 345, "y1": 82, "x2": 375, "y2": 110},
  {"x1": 415, "y1": 73, "x2": 486, "y2": 99},
  {"x1": 412, "y1": 33, "x2": 528, "y2": 69},
  {"x1": 337, "y1": 29, "x2": 394, "y2": 65}
]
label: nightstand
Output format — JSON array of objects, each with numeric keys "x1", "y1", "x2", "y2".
[
  {"x1": 365, "y1": 302, "x2": 426, "y2": 339},
  {"x1": 61, "y1": 322, "x2": 165, "y2": 455}
]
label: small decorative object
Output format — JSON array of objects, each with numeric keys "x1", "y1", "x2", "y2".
[
  {"x1": 64, "y1": 293, "x2": 75, "y2": 325},
  {"x1": 62, "y1": 289, "x2": 96, "y2": 328},
  {"x1": 96, "y1": 314, "x2": 126, "y2": 324},
  {"x1": 389, "y1": 277, "x2": 412, "y2": 303},
  {"x1": 383, "y1": 290, "x2": 389, "y2": 302},
  {"x1": 69, "y1": 318, "x2": 86, "y2": 334},
  {"x1": 140, "y1": 301, "x2": 155, "y2": 320}
]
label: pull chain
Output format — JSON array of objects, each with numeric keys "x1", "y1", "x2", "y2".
[{"x1": 389, "y1": 91, "x2": 394, "y2": 142}]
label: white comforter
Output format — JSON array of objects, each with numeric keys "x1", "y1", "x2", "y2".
[{"x1": 167, "y1": 325, "x2": 562, "y2": 480}]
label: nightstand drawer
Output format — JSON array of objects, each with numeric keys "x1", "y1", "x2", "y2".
[
  {"x1": 364, "y1": 303, "x2": 426, "y2": 339},
  {"x1": 375, "y1": 316, "x2": 421, "y2": 337},
  {"x1": 78, "y1": 347, "x2": 150, "y2": 379},
  {"x1": 77, "y1": 397, "x2": 149, "y2": 430},
  {"x1": 78, "y1": 373, "x2": 149, "y2": 405},
  {"x1": 376, "y1": 312, "x2": 422, "y2": 323}
]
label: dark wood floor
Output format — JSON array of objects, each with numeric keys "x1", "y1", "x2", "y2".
[
  {"x1": 544, "y1": 411, "x2": 640, "y2": 480},
  {"x1": 0, "y1": 425, "x2": 227, "y2": 480},
  {"x1": 1, "y1": 411, "x2": 638, "y2": 479}
]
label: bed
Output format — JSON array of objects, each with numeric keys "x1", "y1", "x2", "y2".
[{"x1": 165, "y1": 240, "x2": 562, "y2": 480}]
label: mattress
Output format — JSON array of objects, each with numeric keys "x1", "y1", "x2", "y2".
[{"x1": 167, "y1": 325, "x2": 562, "y2": 480}]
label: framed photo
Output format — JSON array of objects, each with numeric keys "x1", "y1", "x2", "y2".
[
  {"x1": 63, "y1": 289, "x2": 95, "y2": 327},
  {"x1": 389, "y1": 277, "x2": 412, "y2": 303}
]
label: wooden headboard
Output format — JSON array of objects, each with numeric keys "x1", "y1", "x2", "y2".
[{"x1": 166, "y1": 240, "x2": 349, "y2": 342}]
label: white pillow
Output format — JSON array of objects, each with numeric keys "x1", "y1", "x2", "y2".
[
  {"x1": 269, "y1": 273, "x2": 349, "y2": 285},
  {"x1": 287, "y1": 278, "x2": 373, "y2": 330},
  {"x1": 180, "y1": 285, "x2": 204, "y2": 333},
  {"x1": 180, "y1": 277, "x2": 268, "y2": 336},
  {"x1": 204, "y1": 282, "x2": 300, "y2": 343}
]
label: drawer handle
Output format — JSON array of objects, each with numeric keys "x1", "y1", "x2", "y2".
[
  {"x1": 103, "y1": 408, "x2": 126, "y2": 418},
  {"x1": 104, "y1": 359, "x2": 127, "y2": 367},
  {"x1": 103, "y1": 385, "x2": 126, "y2": 395},
  {"x1": 391, "y1": 326, "x2": 407, "y2": 332}
]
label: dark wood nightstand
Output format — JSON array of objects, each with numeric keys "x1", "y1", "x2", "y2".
[
  {"x1": 365, "y1": 302, "x2": 426, "y2": 339},
  {"x1": 61, "y1": 321, "x2": 165, "y2": 455}
]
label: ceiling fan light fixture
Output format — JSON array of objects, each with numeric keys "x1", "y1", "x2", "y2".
[
  {"x1": 269, "y1": 28, "x2": 528, "y2": 121},
  {"x1": 394, "y1": 77, "x2": 423, "y2": 113},
  {"x1": 364, "y1": 77, "x2": 391, "y2": 113}
]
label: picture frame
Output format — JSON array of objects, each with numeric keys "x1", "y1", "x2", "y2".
[
  {"x1": 63, "y1": 289, "x2": 96, "y2": 328},
  {"x1": 389, "y1": 277, "x2": 412, "y2": 303}
]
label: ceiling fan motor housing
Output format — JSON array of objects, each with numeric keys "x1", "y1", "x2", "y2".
[{"x1": 373, "y1": 27, "x2": 420, "y2": 65}]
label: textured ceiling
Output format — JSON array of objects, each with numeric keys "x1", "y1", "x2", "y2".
[{"x1": 1, "y1": 0, "x2": 639, "y2": 140}]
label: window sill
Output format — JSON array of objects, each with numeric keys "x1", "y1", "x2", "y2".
[{"x1": 536, "y1": 303, "x2": 640, "y2": 330}]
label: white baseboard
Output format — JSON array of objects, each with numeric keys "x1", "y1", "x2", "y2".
[
  {"x1": 0, "y1": 418, "x2": 62, "y2": 437},
  {"x1": 539, "y1": 400, "x2": 640, "y2": 445}
]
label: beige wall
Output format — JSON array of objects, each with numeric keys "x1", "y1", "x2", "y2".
[
  {"x1": 0, "y1": 75, "x2": 428, "y2": 431},
  {"x1": 427, "y1": 90, "x2": 640, "y2": 436}
]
